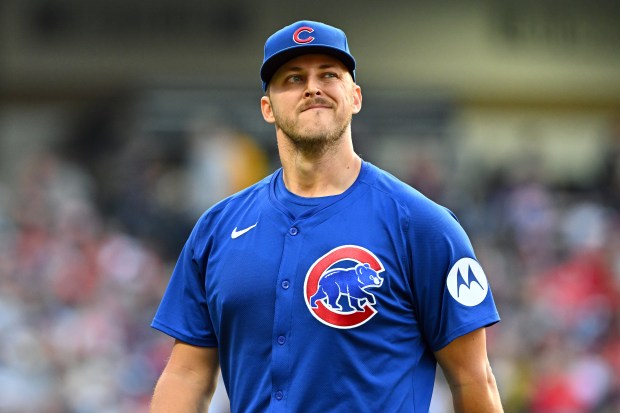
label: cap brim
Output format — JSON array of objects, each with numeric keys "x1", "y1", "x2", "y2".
[{"x1": 260, "y1": 45, "x2": 356, "y2": 89}]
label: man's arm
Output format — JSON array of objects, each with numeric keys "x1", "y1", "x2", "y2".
[
  {"x1": 434, "y1": 327, "x2": 504, "y2": 413},
  {"x1": 150, "y1": 340, "x2": 220, "y2": 413}
]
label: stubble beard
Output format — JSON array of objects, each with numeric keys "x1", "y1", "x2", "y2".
[{"x1": 274, "y1": 110, "x2": 352, "y2": 158}]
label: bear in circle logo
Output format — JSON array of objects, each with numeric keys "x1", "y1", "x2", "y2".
[{"x1": 304, "y1": 245, "x2": 385, "y2": 329}]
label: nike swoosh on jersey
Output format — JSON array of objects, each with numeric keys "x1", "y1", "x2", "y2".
[{"x1": 231, "y1": 223, "x2": 258, "y2": 239}]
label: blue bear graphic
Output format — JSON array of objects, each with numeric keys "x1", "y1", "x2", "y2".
[{"x1": 310, "y1": 263, "x2": 383, "y2": 312}]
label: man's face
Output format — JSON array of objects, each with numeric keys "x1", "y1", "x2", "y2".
[{"x1": 261, "y1": 54, "x2": 362, "y2": 153}]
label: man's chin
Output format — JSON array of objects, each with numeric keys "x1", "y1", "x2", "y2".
[{"x1": 295, "y1": 127, "x2": 338, "y2": 143}]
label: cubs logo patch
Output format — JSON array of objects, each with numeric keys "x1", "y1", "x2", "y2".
[{"x1": 304, "y1": 245, "x2": 385, "y2": 329}]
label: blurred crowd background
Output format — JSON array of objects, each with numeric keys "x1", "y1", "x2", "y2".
[{"x1": 1, "y1": 1, "x2": 619, "y2": 412}]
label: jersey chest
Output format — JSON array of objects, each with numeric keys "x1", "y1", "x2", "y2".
[{"x1": 204, "y1": 205, "x2": 417, "y2": 338}]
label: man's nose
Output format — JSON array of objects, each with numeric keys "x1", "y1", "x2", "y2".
[{"x1": 304, "y1": 76, "x2": 322, "y2": 97}]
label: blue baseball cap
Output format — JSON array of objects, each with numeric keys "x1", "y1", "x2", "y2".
[{"x1": 260, "y1": 20, "x2": 356, "y2": 91}]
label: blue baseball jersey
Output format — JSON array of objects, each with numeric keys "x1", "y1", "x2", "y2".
[{"x1": 152, "y1": 161, "x2": 500, "y2": 413}]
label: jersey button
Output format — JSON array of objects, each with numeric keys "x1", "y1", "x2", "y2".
[
  {"x1": 288, "y1": 227, "x2": 299, "y2": 236},
  {"x1": 275, "y1": 391, "x2": 284, "y2": 400},
  {"x1": 277, "y1": 335, "x2": 286, "y2": 345},
  {"x1": 281, "y1": 280, "x2": 290, "y2": 289}
]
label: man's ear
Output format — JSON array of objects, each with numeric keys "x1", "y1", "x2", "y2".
[
  {"x1": 351, "y1": 84, "x2": 362, "y2": 115},
  {"x1": 261, "y1": 96, "x2": 276, "y2": 124}
]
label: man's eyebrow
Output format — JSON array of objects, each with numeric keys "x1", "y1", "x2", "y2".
[
  {"x1": 281, "y1": 63, "x2": 339, "y2": 73},
  {"x1": 282, "y1": 66, "x2": 303, "y2": 73}
]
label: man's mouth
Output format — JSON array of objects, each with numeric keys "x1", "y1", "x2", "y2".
[{"x1": 301, "y1": 100, "x2": 332, "y2": 112}]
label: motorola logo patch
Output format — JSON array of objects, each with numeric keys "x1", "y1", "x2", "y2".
[{"x1": 446, "y1": 258, "x2": 489, "y2": 307}]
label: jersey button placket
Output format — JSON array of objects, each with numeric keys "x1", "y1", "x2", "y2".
[{"x1": 272, "y1": 222, "x2": 300, "y2": 410}]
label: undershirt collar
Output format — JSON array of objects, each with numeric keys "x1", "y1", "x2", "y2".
[{"x1": 273, "y1": 167, "x2": 357, "y2": 220}]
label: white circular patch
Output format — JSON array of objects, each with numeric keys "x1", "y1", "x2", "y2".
[{"x1": 446, "y1": 258, "x2": 489, "y2": 306}]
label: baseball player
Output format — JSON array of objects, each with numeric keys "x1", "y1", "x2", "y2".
[{"x1": 150, "y1": 20, "x2": 504, "y2": 413}]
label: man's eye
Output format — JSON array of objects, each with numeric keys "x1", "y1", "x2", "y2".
[
  {"x1": 323, "y1": 72, "x2": 338, "y2": 79},
  {"x1": 287, "y1": 75, "x2": 302, "y2": 83}
]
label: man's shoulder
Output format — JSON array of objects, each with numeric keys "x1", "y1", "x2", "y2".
[
  {"x1": 361, "y1": 162, "x2": 460, "y2": 230},
  {"x1": 362, "y1": 163, "x2": 441, "y2": 209}
]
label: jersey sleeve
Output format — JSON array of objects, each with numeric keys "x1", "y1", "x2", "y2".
[
  {"x1": 408, "y1": 204, "x2": 500, "y2": 352},
  {"x1": 151, "y1": 214, "x2": 218, "y2": 347}
]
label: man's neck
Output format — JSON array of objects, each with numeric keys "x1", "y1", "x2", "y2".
[{"x1": 277, "y1": 134, "x2": 362, "y2": 198}]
